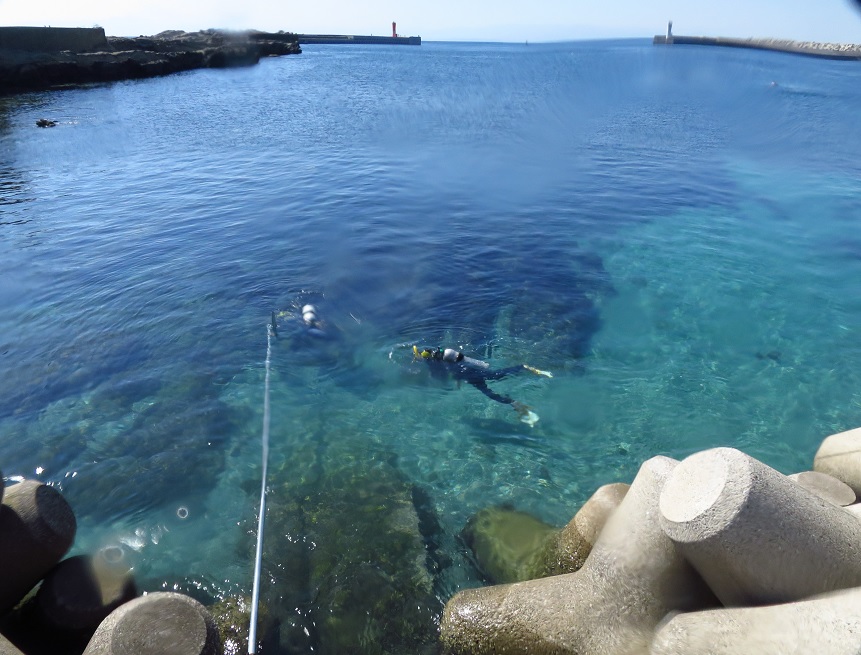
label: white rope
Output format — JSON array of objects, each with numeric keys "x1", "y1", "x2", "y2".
[{"x1": 248, "y1": 323, "x2": 273, "y2": 654}]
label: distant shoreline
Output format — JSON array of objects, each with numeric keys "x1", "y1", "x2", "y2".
[
  {"x1": 0, "y1": 28, "x2": 301, "y2": 95},
  {"x1": 654, "y1": 34, "x2": 861, "y2": 60}
]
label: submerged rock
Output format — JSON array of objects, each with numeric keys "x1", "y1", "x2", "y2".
[
  {"x1": 460, "y1": 482, "x2": 629, "y2": 585},
  {"x1": 461, "y1": 506, "x2": 557, "y2": 584},
  {"x1": 209, "y1": 595, "x2": 274, "y2": 655},
  {"x1": 246, "y1": 439, "x2": 444, "y2": 654}
]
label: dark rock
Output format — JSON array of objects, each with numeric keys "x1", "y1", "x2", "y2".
[{"x1": 0, "y1": 29, "x2": 300, "y2": 94}]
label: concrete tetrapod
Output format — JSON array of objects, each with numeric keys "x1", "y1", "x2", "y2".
[
  {"x1": 36, "y1": 550, "x2": 137, "y2": 632},
  {"x1": 441, "y1": 456, "x2": 717, "y2": 655},
  {"x1": 537, "y1": 482, "x2": 630, "y2": 578},
  {"x1": 0, "y1": 634, "x2": 24, "y2": 655},
  {"x1": 650, "y1": 587, "x2": 861, "y2": 655},
  {"x1": 0, "y1": 480, "x2": 77, "y2": 614},
  {"x1": 814, "y1": 426, "x2": 861, "y2": 495},
  {"x1": 83, "y1": 592, "x2": 220, "y2": 655},
  {"x1": 660, "y1": 447, "x2": 861, "y2": 607},
  {"x1": 788, "y1": 470, "x2": 856, "y2": 507}
]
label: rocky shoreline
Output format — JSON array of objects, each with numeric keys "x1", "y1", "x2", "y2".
[{"x1": 0, "y1": 29, "x2": 301, "y2": 94}]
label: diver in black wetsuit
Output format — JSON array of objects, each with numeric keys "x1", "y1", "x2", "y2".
[{"x1": 413, "y1": 346, "x2": 552, "y2": 425}]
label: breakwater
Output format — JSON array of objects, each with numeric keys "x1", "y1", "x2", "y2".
[
  {"x1": 298, "y1": 34, "x2": 421, "y2": 45},
  {"x1": 442, "y1": 428, "x2": 861, "y2": 654},
  {"x1": 654, "y1": 34, "x2": 861, "y2": 60}
]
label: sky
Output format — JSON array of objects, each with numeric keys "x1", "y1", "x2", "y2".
[{"x1": 3, "y1": 0, "x2": 861, "y2": 44}]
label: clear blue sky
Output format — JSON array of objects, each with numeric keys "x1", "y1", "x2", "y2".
[{"x1": 3, "y1": 0, "x2": 861, "y2": 43}]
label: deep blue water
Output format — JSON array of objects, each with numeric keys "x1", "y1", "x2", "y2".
[{"x1": 2, "y1": 39, "x2": 861, "y2": 652}]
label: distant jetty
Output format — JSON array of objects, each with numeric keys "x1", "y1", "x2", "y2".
[
  {"x1": 654, "y1": 21, "x2": 861, "y2": 60},
  {"x1": 655, "y1": 34, "x2": 861, "y2": 60},
  {"x1": 298, "y1": 34, "x2": 421, "y2": 46}
]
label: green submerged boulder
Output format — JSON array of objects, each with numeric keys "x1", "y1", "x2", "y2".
[
  {"x1": 245, "y1": 437, "x2": 444, "y2": 654},
  {"x1": 461, "y1": 506, "x2": 558, "y2": 584},
  {"x1": 461, "y1": 482, "x2": 630, "y2": 585}
]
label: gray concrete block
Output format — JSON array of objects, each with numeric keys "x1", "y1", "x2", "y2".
[
  {"x1": 538, "y1": 482, "x2": 629, "y2": 577},
  {"x1": 0, "y1": 480, "x2": 76, "y2": 614},
  {"x1": 0, "y1": 633, "x2": 23, "y2": 655},
  {"x1": 788, "y1": 470, "x2": 856, "y2": 506},
  {"x1": 650, "y1": 587, "x2": 861, "y2": 655},
  {"x1": 441, "y1": 456, "x2": 716, "y2": 655},
  {"x1": 660, "y1": 447, "x2": 861, "y2": 606},
  {"x1": 83, "y1": 592, "x2": 219, "y2": 655},
  {"x1": 814, "y1": 427, "x2": 861, "y2": 495},
  {"x1": 36, "y1": 550, "x2": 137, "y2": 632}
]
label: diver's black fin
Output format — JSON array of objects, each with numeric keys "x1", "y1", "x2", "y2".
[{"x1": 270, "y1": 311, "x2": 278, "y2": 338}]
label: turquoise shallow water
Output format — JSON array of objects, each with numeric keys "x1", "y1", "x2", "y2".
[{"x1": 2, "y1": 39, "x2": 861, "y2": 651}]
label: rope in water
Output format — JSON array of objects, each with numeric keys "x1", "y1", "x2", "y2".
[{"x1": 248, "y1": 321, "x2": 273, "y2": 654}]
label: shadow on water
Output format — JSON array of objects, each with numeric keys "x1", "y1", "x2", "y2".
[
  {"x1": 327, "y1": 212, "x2": 616, "y2": 374},
  {"x1": 462, "y1": 416, "x2": 547, "y2": 450}
]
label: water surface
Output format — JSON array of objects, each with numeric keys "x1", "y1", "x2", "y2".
[{"x1": 2, "y1": 39, "x2": 861, "y2": 652}]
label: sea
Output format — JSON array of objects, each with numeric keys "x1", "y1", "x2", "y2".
[{"x1": 2, "y1": 38, "x2": 861, "y2": 652}]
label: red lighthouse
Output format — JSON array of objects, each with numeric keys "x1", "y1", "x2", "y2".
[{"x1": 392, "y1": 22, "x2": 397, "y2": 38}]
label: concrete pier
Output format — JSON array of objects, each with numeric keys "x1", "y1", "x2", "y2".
[
  {"x1": 653, "y1": 34, "x2": 861, "y2": 60},
  {"x1": 297, "y1": 34, "x2": 421, "y2": 45}
]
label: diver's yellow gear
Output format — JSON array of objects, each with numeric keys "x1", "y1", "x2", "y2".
[
  {"x1": 414, "y1": 345, "x2": 434, "y2": 359},
  {"x1": 414, "y1": 345, "x2": 436, "y2": 359}
]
